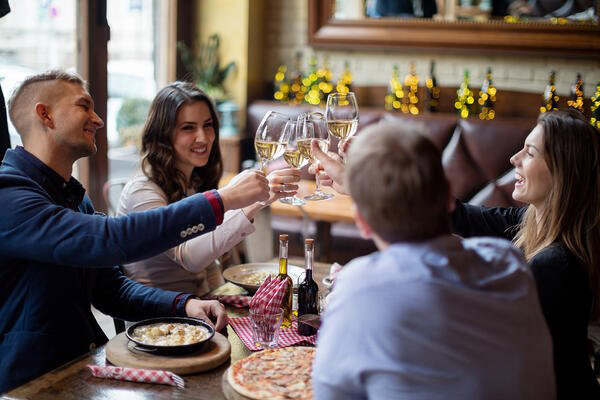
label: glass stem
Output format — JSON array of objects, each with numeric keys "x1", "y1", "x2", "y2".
[{"x1": 315, "y1": 165, "x2": 323, "y2": 194}]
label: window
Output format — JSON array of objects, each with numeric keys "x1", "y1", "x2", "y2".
[{"x1": 0, "y1": 0, "x2": 77, "y2": 148}]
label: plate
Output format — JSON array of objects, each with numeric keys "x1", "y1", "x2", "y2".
[{"x1": 223, "y1": 262, "x2": 305, "y2": 293}]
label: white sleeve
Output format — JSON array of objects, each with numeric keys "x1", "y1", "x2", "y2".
[{"x1": 118, "y1": 179, "x2": 255, "y2": 272}]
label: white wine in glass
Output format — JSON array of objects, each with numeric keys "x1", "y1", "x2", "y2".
[
  {"x1": 280, "y1": 120, "x2": 307, "y2": 205},
  {"x1": 297, "y1": 112, "x2": 333, "y2": 201},
  {"x1": 326, "y1": 92, "x2": 359, "y2": 157},
  {"x1": 326, "y1": 119, "x2": 358, "y2": 141},
  {"x1": 254, "y1": 110, "x2": 290, "y2": 172}
]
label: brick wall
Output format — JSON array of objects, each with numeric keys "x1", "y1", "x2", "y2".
[{"x1": 264, "y1": 0, "x2": 600, "y2": 98}]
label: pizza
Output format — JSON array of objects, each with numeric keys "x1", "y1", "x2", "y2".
[{"x1": 227, "y1": 347, "x2": 315, "y2": 399}]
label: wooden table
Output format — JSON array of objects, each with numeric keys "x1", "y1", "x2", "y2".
[
  {"x1": 221, "y1": 173, "x2": 355, "y2": 262},
  {"x1": 3, "y1": 262, "x2": 331, "y2": 400},
  {"x1": 270, "y1": 180, "x2": 354, "y2": 262}
]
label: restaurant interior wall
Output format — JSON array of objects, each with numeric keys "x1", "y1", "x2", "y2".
[{"x1": 264, "y1": 0, "x2": 600, "y2": 98}]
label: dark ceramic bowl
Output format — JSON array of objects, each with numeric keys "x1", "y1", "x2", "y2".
[{"x1": 126, "y1": 317, "x2": 215, "y2": 356}]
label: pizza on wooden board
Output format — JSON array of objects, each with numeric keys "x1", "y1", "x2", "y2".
[{"x1": 227, "y1": 347, "x2": 315, "y2": 399}]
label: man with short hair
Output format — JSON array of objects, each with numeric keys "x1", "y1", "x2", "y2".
[
  {"x1": 311, "y1": 123, "x2": 555, "y2": 399},
  {"x1": 0, "y1": 70, "x2": 270, "y2": 392}
]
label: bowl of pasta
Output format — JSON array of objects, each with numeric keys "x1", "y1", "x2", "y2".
[{"x1": 126, "y1": 317, "x2": 215, "y2": 355}]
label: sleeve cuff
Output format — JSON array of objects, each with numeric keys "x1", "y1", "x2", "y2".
[
  {"x1": 204, "y1": 190, "x2": 224, "y2": 225},
  {"x1": 173, "y1": 293, "x2": 198, "y2": 317}
]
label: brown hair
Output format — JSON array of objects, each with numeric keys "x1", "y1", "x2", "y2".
[
  {"x1": 140, "y1": 81, "x2": 222, "y2": 203},
  {"x1": 514, "y1": 109, "x2": 600, "y2": 318},
  {"x1": 7, "y1": 70, "x2": 86, "y2": 137},
  {"x1": 346, "y1": 122, "x2": 450, "y2": 243}
]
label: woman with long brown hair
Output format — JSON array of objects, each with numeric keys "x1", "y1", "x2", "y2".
[
  {"x1": 451, "y1": 109, "x2": 600, "y2": 398},
  {"x1": 117, "y1": 81, "x2": 300, "y2": 296}
]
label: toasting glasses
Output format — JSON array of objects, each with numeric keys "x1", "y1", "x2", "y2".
[
  {"x1": 325, "y1": 92, "x2": 358, "y2": 158},
  {"x1": 280, "y1": 119, "x2": 308, "y2": 205},
  {"x1": 254, "y1": 111, "x2": 290, "y2": 173},
  {"x1": 297, "y1": 112, "x2": 333, "y2": 201}
]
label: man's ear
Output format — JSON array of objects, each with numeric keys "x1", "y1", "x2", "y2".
[
  {"x1": 353, "y1": 205, "x2": 373, "y2": 239},
  {"x1": 35, "y1": 103, "x2": 54, "y2": 129}
]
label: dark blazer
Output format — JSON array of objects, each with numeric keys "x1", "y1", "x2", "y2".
[
  {"x1": 452, "y1": 201, "x2": 600, "y2": 399},
  {"x1": 0, "y1": 147, "x2": 224, "y2": 393}
]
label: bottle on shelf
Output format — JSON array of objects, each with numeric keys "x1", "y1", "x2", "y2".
[
  {"x1": 591, "y1": 82, "x2": 600, "y2": 129},
  {"x1": 336, "y1": 61, "x2": 354, "y2": 94},
  {"x1": 298, "y1": 238, "x2": 319, "y2": 336},
  {"x1": 304, "y1": 54, "x2": 321, "y2": 105},
  {"x1": 455, "y1": 69, "x2": 475, "y2": 119},
  {"x1": 289, "y1": 52, "x2": 306, "y2": 105},
  {"x1": 478, "y1": 67, "x2": 497, "y2": 120},
  {"x1": 540, "y1": 71, "x2": 559, "y2": 113},
  {"x1": 385, "y1": 65, "x2": 403, "y2": 112},
  {"x1": 316, "y1": 55, "x2": 334, "y2": 101},
  {"x1": 567, "y1": 73, "x2": 584, "y2": 113},
  {"x1": 273, "y1": 63, "x2": 289, "y2": 102},
  {"x1": 403, "y1": 62, "x2": 419, "y2": 115},
  {"x1": 426, "y1": 60, "x2": 440, "y2": 112}
]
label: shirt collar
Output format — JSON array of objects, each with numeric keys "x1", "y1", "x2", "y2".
[{"x1": 4, "y1": 146, "x2": 86, "y2": 206}]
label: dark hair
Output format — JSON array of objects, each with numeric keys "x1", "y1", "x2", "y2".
[
  {"x1": 515, "y1": 109, "x2": 600, "y2": 318},
  {"x1": 346, "y1": 122, "x2": 450, "y2": 243},
  {"x1": 140, "y1": 81, "x2": 222, "y2": 203}
]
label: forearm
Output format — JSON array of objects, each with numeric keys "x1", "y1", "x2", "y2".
[
  {"x1": 170, "y1": 209, "x2": 255, "y2": 272},
  {"x1": 0, "y1": 191, "x2": 222, "y2": 268}
]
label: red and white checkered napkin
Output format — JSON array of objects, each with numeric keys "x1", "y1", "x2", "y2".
[
  {"x1": 229, "y1": 316, "x2": 317, "y2": 351},
  {"x1": 87, "y1": 365, "x2": 185, "y2": 389},
  {"x1": 249, "y1": 275, "x2": 288, "y2": 316}
]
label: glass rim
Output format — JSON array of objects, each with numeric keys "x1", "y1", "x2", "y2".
[{"x1": 328, "y1": 91, "x2": 356, "y2": 98}]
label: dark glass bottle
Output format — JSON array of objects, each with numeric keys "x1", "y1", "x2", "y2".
[
  {"x1": 277, "y1": 234, "x2": 293, "y2": 329},
  {"x1": 426, "y1": 60, "x2": 440, "y2": 112},
  {"x1": 541, "y1": 70, "x2": 559, "y2": 113},
  {"x1": 298, "y1": 238, "x2": 319, "y2": 336}
]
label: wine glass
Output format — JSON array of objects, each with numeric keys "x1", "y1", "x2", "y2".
[
  {"x1": 254, "y1": 111, "x2": 290, "y2": 173},
  {"x1": 280, "y1": 119, "x2": 308, "y2": 205},
  {"x1": 325, "y1": 92, "x2": 359, "y2": 158},
  {"x1": 297, "y1": 112, "x2": 333, "y2": 201}
]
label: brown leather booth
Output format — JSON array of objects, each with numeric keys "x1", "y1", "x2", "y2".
[{"x1": 247, "y1": 100, "x2": 536, "y2": 262}]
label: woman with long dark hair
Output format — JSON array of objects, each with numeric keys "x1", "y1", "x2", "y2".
[
  {"x1": 117, "y1": 81, "x2": 299, "y2": 296},
  {"x1": 452, "y1": 109, "x2": 600, "y2": 398}
]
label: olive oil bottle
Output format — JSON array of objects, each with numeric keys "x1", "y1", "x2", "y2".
[{"x1": 277, "y1": 234, "x2": 293, "y2": 328}]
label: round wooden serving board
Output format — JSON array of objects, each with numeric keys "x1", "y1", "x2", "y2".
[
  {"x1": 105, "y1": 332, "x2": 231, "y2": 375},
  {"x1": 222, "y1": 367, "x2": 252, "y2": 400}
]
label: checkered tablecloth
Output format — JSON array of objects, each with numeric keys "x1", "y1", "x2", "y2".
[
  {"x1": 229, "y1": 316, "x2": 317, "y2": 351},
  {"x1": 87, "y1": 365, "x2": 185, "y2": 388}
]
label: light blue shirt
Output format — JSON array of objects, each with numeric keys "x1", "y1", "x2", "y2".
[{"x1": 313, "y1": 235, "x2": 555, "y2": 400}]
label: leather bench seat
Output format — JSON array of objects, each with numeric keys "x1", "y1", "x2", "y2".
[{"x1": 247, "y1": 100, "x2": 534, "y2": 261}]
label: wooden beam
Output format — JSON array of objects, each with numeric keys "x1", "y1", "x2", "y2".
[{"x1": 79, "y1": 0, "x2": 109, "y2": 212}]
